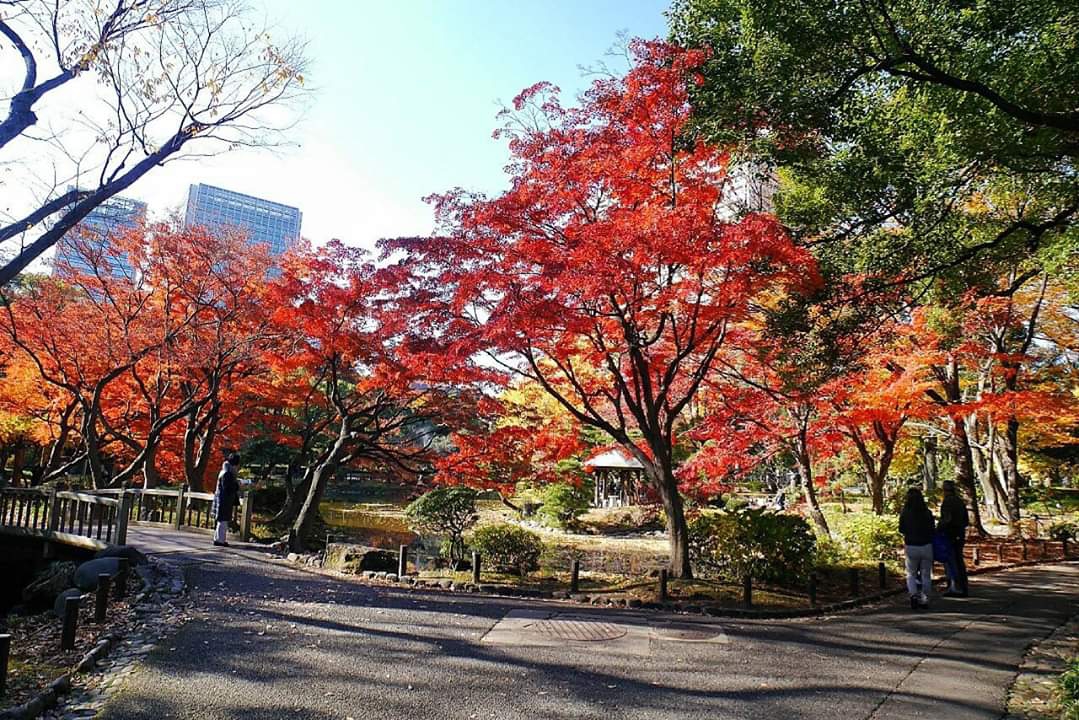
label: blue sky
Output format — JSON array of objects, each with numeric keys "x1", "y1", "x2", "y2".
[{"x1": 134, "y1": 0, "x2": 671, "y2": 248}]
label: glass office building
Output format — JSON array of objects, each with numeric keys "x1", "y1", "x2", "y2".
[
  {"x1": 53, "y1": 193, "x2": 147, "y2": 279},
  {"x1": 184, "y1": 183, "x2": 302, "y2": 258}
]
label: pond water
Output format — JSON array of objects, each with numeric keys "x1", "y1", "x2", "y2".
[{"x1": 320, "y1": 502, "x2": 419, "y2": 549}]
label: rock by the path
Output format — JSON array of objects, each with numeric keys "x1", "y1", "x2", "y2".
[
  {"x1": 53, "y1": 588, "x2": 84, "y2": 616},
  {"x1": 74, "y1": 557, "x2": 123, "y2": 591},
  {"x1": 23, "y1": 561, "x2": 77, "y2": 606},
  {"x1": 322, "y1": 543, "x2": 398, "y2": 574},
  {"x1": 94, "y1": 545, "x2": 147, "y2": 566}
]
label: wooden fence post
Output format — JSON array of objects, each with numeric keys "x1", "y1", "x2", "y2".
[
  {"x1": 61, "y1": 596, "x2": 80, "y2": 650},
  {"x1": 174, "y1": 485, "x2": 187, "y2": 531},
  {"x1": 570, "y1": 558, "x2": 580, "y2": 594},
  {"x1": 849, "y1": 568, "x2": 860, "y2": 597},
  {"x1": 809, "y1": 573, "x2": 818, "y2": 607},
  {"x1": 658, "y1": 569, "x2": 669, "y2": 603},
  {"x1": 472, "y1": 551, "x2": 481, "y2": 584},
  {"x1": 94, "y1": 574, "x2": 111, "y2": 623},
  {"x1": 742, "y1": 574, "x2": 752, "y2": 608},
  {"x1": 240, "y1": 486, "x2": 254, "y2": 542},
  {"x1": 0, "y1": 633, "x2": 9, "y2": 697},
  {"x1": 972, "y1": 546, "x2": 980, "y2": 566},
  {"x1": 398, "y1": 545, "x2": 408, "y2": 578},
  {"x1": 47, "y1": 486, "x2": 60, "y2": 532},
  {"x1": 116, "y1": 491, "x2": 133, "y2": 546},
  {"x1": 878, "y1": 562, "x2": 887, "y2": 590}
]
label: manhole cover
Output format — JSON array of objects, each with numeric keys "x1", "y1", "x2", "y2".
[
  {"x1": 653, "y1": 623, "x2": 722, "y2": 642},
  {"x1": 531, "y1": 615, "x2": 628, "y2": 642}
]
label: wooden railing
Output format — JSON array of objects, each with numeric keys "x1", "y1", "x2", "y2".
[
  {"x1": 0, "y1": 484, "x2": 254, "y2": 548},
  {"x1": 95, "y1": 485, "x2": 253, "y2": 541},
  {"x1": 0, "y1": 486, "x2": 131, "y2": 550}
]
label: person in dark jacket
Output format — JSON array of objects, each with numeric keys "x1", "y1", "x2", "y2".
[
  {"x1": 899, "y1": 487, "x2": 935, "y2": 609},
  {"x1": 212, "y1": 452, "x2": 241, "y2": 547},
  {"x1": 939, "y1": 480, "x2": 970, "y2": 596}
]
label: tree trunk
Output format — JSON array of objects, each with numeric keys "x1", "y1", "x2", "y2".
[
  {"x1": 142, "y1": 442, "x2": 160, "y2": 489},
  {"x1": 795, "y1": 448, "x2": 830, "y2": 536},
  {"x1": 921, "y1": 436, "x2": 938, "y2": 492},
  {"x1": 996, "y1": 418, "x2": 1024, "y2": 530},
  {"x1": 291, "y1": 420, "x2": 350, "y2": 549},
  {"x1": 651, "y1": 461, "x2": 692, "y2": 579},
  {"x1": 10, "y1": 443, "x2": 27, "y2": 487},
  {"x1": 183, "y1": 404, "x2": 219, "y2": 493},
  {"x1": 967, "y1": 415, "x2": 1009, "y2": 523}
]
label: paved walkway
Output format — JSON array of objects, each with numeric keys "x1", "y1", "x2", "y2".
[{"x1": 97, "y1": 526, "x2": 1079, "y2": 720}]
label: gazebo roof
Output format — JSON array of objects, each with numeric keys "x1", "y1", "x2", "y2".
[{"x1": 584, "y1": 447, "x2": 644, "y2": 471}]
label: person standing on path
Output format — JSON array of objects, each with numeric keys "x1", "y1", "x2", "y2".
[
  {"x1": 899, "y1": 487, "x2": 936, "y2": 610},
  {"x1": 212, "y1": 452, "x2": 241, "y2": 547},
  {"x1": 939, "y1": 480, "x2": 970, "y2": 596}
]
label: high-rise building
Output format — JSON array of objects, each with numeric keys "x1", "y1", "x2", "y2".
[
  {"x1": 53, "y1": 193, "x2": 147, "y2": 279},
  {"x1": 183, "y1": 183, "x2": 302, "y2": 257}
]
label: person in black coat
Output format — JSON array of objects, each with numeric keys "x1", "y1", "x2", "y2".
[
  {"x1": 899, "y1": 487, "x2": 935, "y2": 609},
  {"x1": 212, "y1": 452, "x2": 241, "y2": 547},
  {"x1": 939, "y1": 480, "x2": 970, "y2": 596}
]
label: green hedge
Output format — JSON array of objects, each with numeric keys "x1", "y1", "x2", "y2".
[
  {"x1": 689, "y1": 508, "x2": 815, "y2": 586},
  {"x1": 470, "y1": 523, "x2": 544, "y2": 576}
]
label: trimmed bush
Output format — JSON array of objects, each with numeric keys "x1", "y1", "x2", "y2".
[
  {"x1": 833, "y1": 513, "x2": 902, "y2": 563},
  {"x1": 470, "y1": 523, "x2": 544, "y2": 575},
  {"x1": 689, "y1": 507, "x2": 815, "y2": 586},
  {"x1": 404, "y1": 487, "x2": 478, "y2": 564},
  {"x1": 537, "y1": 482, "x2": 591, "y2": 528}
]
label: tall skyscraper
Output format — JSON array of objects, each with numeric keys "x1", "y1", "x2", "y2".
[
  {"x1": 183, "y1": 183, "x2": 302, "y2": 257},
  {"x1": 53, "y1": 193, "x2": 147, "y2": 279}
]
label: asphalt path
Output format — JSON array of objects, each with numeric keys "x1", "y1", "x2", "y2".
[{"x1": 99, "y1": 527, "x2": 1079, "y2": 720}]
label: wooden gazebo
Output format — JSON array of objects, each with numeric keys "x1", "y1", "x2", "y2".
[{"x1": 585, "y1": 447, "x2": 645, "y2": 508}]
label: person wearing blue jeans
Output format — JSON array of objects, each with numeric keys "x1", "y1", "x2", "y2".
[{"x1": 899, "y1": 487, "x2": 935, "y2": 610}]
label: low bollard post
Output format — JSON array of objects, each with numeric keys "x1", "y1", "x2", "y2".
[
  {"x1": 658, "y1": 569, "x2": 669, "y2": 603},
  {"x1": 742, "y1": 575, "x2": 752, "y2": 608},
  {"x1": 1063, "y1": 538, "x2": 1070, "y2": 559},
  {"x1": 849, "y1": 568, "x2": 860, "y2": 597},
  {"x1": 398, "y1": 545, "x2": 409, "y2": 578},
  {"x1": 472, "y1": 551, "x2": 481, "y2": 585},
  {"x1": 114, "y1": 558, "x2": 129, "y2": 600},
  {"x1": 94, "y1": 574, "x2": 111, "y2": 624},
  {"x1": 0, "y1": 633, "x2": 10, "y2": 697},
  {"x1": 809, "y1": 574, "x2": 818, "y2": 607},
  {"x1": 878, "y1": 562, "x2": 887, "y2": 591},
  {"x1": 997, "y1": 543, "x2": 1005, "y2": 563},
  {"x1": 61, "y1": 596, "x2": 80, "y2": 651},
  {"x1": 972, "y1": 546, "x2": 981, "y2": 566},
  {"x1": 240, "y1": 485, "x2": 254, "y2": 542},
  {"x1": 1021, "y1": 541, "x2": 1028, "y2": 561},
  {"x1": 570, "y1": 558, "x2": 580, "y2": 594}
]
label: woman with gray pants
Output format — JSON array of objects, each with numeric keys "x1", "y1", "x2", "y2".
[{"x1": 899, "y1": 487, "x2": 935, "y2": 610}]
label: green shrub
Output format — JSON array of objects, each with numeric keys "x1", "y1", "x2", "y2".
[
  {"x1": 832, "y1": 513, "x2": 903, "y2": 563},
  {"x1": 1049, "y1": 521, "x2": 1079, "y2": 542},
  {"x1": 537, "y1": 483, "x2": 591, "y2": 528},
  {"x1": 470, "y1": 523, "x2": 544, "y2": 575},
  {"x1": 404, "y1": 487, "x2": 478, "y2": 564},
  {"x1": 813, "y1": 534, "x2": 851, "y2": 569},
  {"x1": 689, "y1": 507, "x2": 815, "y2": 586},
  {"x1": 1060, "y1": 658, "x2": 1079, "y2": 719}
]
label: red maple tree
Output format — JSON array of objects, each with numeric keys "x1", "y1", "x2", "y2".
[{"x1": 386, "y1": 41, "x2": 817, "y2": 577}]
